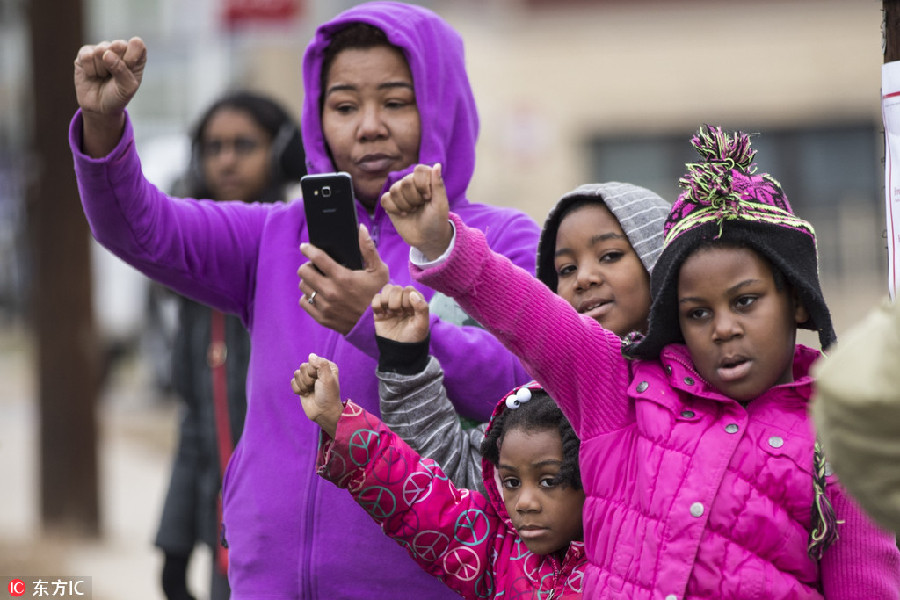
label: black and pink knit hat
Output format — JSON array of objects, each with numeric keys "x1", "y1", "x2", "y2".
[{"x1": 627, "y1": 125, "x2": 836, "y2": 360}]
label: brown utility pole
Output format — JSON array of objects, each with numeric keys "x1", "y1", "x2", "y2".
[
  {"x1": 887, "y1": 1, "x2": 900, "y2": 62},
  {"x1": 28, "y1": 0, "x2": 101, "y2": 536}
]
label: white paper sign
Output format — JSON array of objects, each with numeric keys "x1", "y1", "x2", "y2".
[{"x1": 882, "y1": 61, "x2": 900, "y2": 300}]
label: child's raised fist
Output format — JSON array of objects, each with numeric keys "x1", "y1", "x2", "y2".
[
  {"x1": 381, "y1": 163, "x2": 453, "y2": 261},
  {"x1": 292, "y1": 353, "x2": 343, "y2": 437},
  {"x1": 372, "y1": 284, "x2": 430, "y2": 344}
]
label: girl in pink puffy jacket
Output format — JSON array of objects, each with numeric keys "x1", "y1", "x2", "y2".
[
  {"x1": 381, "y1": 126, "x2": 900, "y2": 599},
  {"x1": 294, "y1": 355, "x2": 587, "y2": 599}
]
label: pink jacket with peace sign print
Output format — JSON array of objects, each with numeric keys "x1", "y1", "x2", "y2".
[{"x1": 316, "y1": 398, "x2": 585, "y2": 599}]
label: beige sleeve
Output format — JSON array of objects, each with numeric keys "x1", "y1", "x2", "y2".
[{"x1": 813, "y1": 297, "x2": 900, "y2": 533}]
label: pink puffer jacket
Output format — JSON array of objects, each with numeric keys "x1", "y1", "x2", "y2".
[
  {"x1": 316, "y1": 398, "x2": 586, "y2": 599},
  {"x1": 413, "y1": 213, "x2": 900, "y2": 599}
]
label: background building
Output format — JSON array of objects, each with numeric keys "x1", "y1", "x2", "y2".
[{"x1": 1, "y1": 0, "x2": 885, "y2": 340}]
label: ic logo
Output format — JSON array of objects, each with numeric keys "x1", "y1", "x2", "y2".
[{"x1": 8, "y1": 579, "x2": 25, "y2": 596}]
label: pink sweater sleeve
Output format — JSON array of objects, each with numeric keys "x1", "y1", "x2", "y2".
[
  {"x1": 819, "y1": 480, "x2": 900, "y2": 598},
  {"x1": 412, "y1": 212, "x2": 632, "y2": 438}
]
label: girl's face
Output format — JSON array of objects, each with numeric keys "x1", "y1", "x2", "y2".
[
  {"x1": 321, "y1": 46, "x2": 421, "y2": 210},
  {"x1": 554, "y1": 204, "x2": 651, "y2": 336},
  {"x1": 677, "y1": 246, "x2": 808, "y2": 402},
  {"x1": 201, "y1": 108, "x2": 273, "y2": 202},
  {"x1": 498, "y1": 427, "x2": 585, "y2": 557}
]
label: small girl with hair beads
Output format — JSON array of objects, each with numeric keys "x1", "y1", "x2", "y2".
[
  {"x1": 293, "y1": 355, "x2": 587, "y2": 599},
  {"x1": 381, "y1": 126, "x2": 900, "y2": 598}
]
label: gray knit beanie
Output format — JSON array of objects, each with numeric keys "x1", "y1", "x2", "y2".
[{"x1": 536, "y1": 182, "x2": 671, "y2": 291}]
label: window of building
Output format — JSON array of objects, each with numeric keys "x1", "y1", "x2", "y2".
[{"x1": 589, "y1": 123, "x2": 885, "y2": 284}]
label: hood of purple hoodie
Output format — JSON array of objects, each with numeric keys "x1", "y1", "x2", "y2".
[{"x1": 301, "y1": 1, "x2": 477, "y2": 207}]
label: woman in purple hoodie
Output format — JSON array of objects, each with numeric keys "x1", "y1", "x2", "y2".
[{"x1": 69, "y1": 3, "x2": 539, "y2": 598}]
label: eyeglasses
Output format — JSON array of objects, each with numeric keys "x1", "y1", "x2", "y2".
[{"x1": 201, "y1": 136, "x2": 265, "y2": 157}]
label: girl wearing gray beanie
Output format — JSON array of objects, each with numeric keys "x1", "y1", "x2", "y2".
[
  {"x1": 376, "y1": 181, "x2": 670, "y2": 492},
  {"x1": 385, "y1": 130, "x2": 900, "y2": 598}
]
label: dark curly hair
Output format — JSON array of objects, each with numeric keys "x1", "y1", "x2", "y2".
[{"x1": 481, "y1": 390, "x2": 582, "y2": 490}]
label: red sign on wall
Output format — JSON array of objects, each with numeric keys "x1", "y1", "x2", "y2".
[{"x1": 223, "y1": 0, "x2": 301, "y2": 27}]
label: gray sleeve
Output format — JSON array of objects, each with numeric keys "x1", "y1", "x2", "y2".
[{"x1": 378, "y1": 356, "x2": 487, "y2": 492}]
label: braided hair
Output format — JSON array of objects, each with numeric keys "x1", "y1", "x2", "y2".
[{"x1": 481, "y1": 390, "x2": 582, "y2": 491}]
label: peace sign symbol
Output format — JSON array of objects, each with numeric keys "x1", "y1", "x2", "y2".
[
  {"x1": 411, "y1": 530, "x2": 450, "y2": 563},
  {"x1": 420, "y1": 458, "x2": 449, "y2": 481},
  {"x1": 392, "y1": 510, "x2": 420, "y2": 540},
  {"x1": 473, "y1": 569, "x2": 494, "y2": 599},
  {"x1": 346, "y1": 471, "x2": 368, "y2": 495},
  {"x1": 510, "y1": 537, "x2": 531, "y2": 561},
  {"x1": 523, "y1": 552, "x2": 541, "y2": 581},
  {"x1": 539, "y1": 572, "x2": 559, "y2": 597},
  {"x1": 454, "y1": 509, "x2": 491, "y2": 546},
  {"x1": 357, "y1": 485, "x2": 397, "y2": 520},
  {"x1": 348, "y1": 428, "x2": 379, "y2": 467},
  {"x1": 507, "y1": 576, "x2": 537, "y2": 599},
  {"x1": 373, "y1": 446, "x2": 409, "y2": 486},
  {"x1": 403, "y1": 471, "x2": 434, "y2": 505},
  {"x1": 443, "y1": 546, "x2": 481, "y2": 582},
  {"x1": 344, "y1": 401, "x2": 365, "y2": 418},
  {"x1": 361, "y1": 410, "x2": 382, "y2": 428},
  {"x1": 567, "y1": 566, "x2": 584, "y2": 592},
  {"x1": 321, "y1": 451, "x2": 348, "y2": 484}
]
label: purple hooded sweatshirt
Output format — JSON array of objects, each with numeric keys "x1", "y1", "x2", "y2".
[{"x1": 68, "y1": 3, "x2": 539, "y2": 598}]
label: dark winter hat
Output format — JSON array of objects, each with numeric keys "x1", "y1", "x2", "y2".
[
  {"x1": 627, "y1": 125, "x2": 836, "y2": 360},
  {"x1": 536, "y1": 182, "x2": 671, "y2": 291}
]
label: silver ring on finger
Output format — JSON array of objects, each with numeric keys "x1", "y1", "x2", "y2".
[{"x1": 308, "y1": 291, "x2": 317, "y2": 306}]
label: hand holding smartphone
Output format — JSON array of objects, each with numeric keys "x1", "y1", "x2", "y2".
[{"x1": 302, "y1": 172, "x2": 364, "y2": 270}]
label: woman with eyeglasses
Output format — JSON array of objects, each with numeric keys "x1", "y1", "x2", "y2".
[{"x1": 153, "y1": 90, "x2": 306, "y2": 600}]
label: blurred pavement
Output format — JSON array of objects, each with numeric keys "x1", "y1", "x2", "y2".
[{"x1": 0, "y1": 322, "x2": 211, "y2": 600}]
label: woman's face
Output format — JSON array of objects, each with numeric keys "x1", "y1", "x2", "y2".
[
  {"x1": 201, "y1": 108, "x2": 272, "y2": 202},
  {"x1": 321, "y1": 45, "x2": 421, "y2": 209}
]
